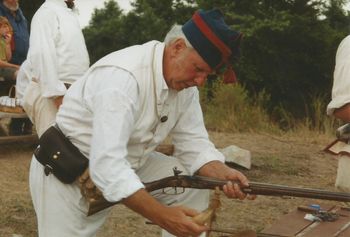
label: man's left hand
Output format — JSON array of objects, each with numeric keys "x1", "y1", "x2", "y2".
[
  {"x1": 53, "y1": 96, "x2": 64, "y2": 109},
  {"x1": 197, "y1": 160, "x2": 256, "y2": 200}
]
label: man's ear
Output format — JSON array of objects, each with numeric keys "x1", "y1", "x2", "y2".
[
  {"x1": 170, "y1": 38, "x2": 187, "y2": 56},
  {"x1": 65, "y1": 0, "x2": 75, "y2": 9}
]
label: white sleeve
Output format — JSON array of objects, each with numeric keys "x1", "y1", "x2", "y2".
[
  {"x1": 327, "y1": 36, "x2": 350, "y2": 115},
  {"x1": 29, "y1": 9, "x2": 66, "y2": 98},
  {"x1": 15, "y1": 60, "x2": 30, "y2": 100},
  {"x1": 171, "y1": 88, "x2": 225, "y2": 175},
  {"x1": 86, "y1": 67, "x2": 145, "y2": 202}
]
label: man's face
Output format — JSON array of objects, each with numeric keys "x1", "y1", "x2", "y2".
[
  {"x1": 0, "y1": 24, "x2": 10, "y2": 35},
  {"x1": 3, "y1": 0, "x2": 18, "y2": 11},
  {"x1": 164, "y1": 39, "x2": 213, "y2": 91},
  {"x1": 65, "y1": 0, "x2": 75, "y2": 9}
]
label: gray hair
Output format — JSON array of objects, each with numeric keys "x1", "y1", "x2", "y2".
[
  {"x1": 164, "y1": 25, "x2": 193, "y2": 48},
  {"x1": 3, "y1": 0, "x2": 19, "y2": 12}
]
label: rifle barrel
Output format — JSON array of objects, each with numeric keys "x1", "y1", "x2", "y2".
[
  {"x1": 246, "y1": 182, "x2": 350, "y2": 202},
  {"x1": 87, "y1": 175, "x2": 350, "y2": 216},
  {"x1": 177, "y1": 176, "x2": 350, "y2": 202}
]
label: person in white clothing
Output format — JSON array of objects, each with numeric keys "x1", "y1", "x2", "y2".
[
  {"x1": 30, "y1": 9, "x2": 255, "y2": 237},
  {"x1": 19, "y1": 0, "x2": 89, "y2": 137},
  {"x1": 327, "y1": 35, "x2": 350, "y2": 193}
]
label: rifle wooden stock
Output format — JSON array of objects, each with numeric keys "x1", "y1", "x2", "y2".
[{"x1": 87, "y1": 175, "x2": 350, "y2": 216}]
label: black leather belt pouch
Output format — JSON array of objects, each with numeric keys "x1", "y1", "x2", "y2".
[{"x1": 34, "y1": 125, "x2": 88, "y2": 184}]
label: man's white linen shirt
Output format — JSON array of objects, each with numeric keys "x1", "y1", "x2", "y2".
[
  {"x1": 327, "y1": 35, "x2": 350, "y2": 115},
  {"x1": 56, "y1": 42, "x2": 225, "y2": 203},
  {"x1": 25, "y1": 0, "x2": 89, "y2": 98}
]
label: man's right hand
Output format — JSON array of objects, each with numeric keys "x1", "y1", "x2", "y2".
[
  {"x1": 154, "y1": 205, "x2": 208, "y2": 237},
  {"x1": 53, "y1": 95, "x2": 64, "y2": 109},
  {"x1": 334, "y1": 104, "x2": 350, "y2": 122},
  {"x1": 122, "y1": 189, "x2": 208, "y2": 237}
]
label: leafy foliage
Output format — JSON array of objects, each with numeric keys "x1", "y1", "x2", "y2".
[
  {"x1": 82, "y1": 1, "x2": 125, "y2": 63},
  {"x1": 20, "y1": 0, "x2": 44, "y2": 24},
  {"x1": 197, "y1": 0, "x2": 350, "y2": 121},
  {"x1": 82, "y1": 0, "x2": 350, "y2": 129},
  {"x1": 84, "y1": 0, "x2": 196, "y2": 63},
  {"x1": 200, "y1": 81, "x2": 277, "y2": 132}
]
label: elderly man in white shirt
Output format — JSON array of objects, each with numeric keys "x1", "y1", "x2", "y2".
[
  {"x1": 30, "y1": 9, "x2": 254, "y2": 237},
  {"x1": 18, "y1": 0, "x2": 89, "y2": 137},
  {"x1": 327, "y1": 35, "x2": 350, "y2": 193}
]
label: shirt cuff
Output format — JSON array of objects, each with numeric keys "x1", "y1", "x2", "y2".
[
  {"x1": 189, "y1": 148, "x2": 225, "y2": 175},
  {"x1": 41, "y1": 83, "x2": 67, "y2": 98},
  {"x1": 327, "y1": 97, "x2": 350, "y2": 115},
  {"x1": 101, "y1": 170, "x2": 145, "y2": 203}
]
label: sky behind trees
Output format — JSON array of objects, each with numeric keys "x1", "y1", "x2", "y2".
[
  {"x1": 74, "y1": 0, "x2": 350, "y2": 28},
  {"x1": 75, "y1": 0, "x2": 132, "y2": 27}
]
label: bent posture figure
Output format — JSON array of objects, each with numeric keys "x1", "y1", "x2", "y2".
[
  {"x1": 327, "y1": 35, "x2": 350, "y2": 192},
  {"x1": 19, "y1": 0, "x2": 89, "y2": 137},
  {"x1": 30, "y1": 9, "x2": 253, "y2": 237}
]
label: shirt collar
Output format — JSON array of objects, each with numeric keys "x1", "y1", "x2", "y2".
[
  {"x1": 0, "y1": 2, "x2": 18, "y2": 14},
  {"x1": 46, "y1": 0, "x2": 69, "y2": 8},
  {"x1": 153, "y1": 42, "x2": 169, "y2": 103}
]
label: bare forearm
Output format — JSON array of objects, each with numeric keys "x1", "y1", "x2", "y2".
[
  {"x1": 53, "y1": 96, "x2": 64, "y2": 109},
  {"x1": 121, "y1": 189, "x2": 167, "y2": 224},
  {"x1": 334, "y1": 104, "x2": 350, "y2": 122},
  {"x1": 0, "y1": 60, "x2": 19, "y2": 69},
  {"x1": 197, "y1": 160, "x2": 232, "y2": 179},
  {"x1": 121, "y1": 189, "x2": 207, "y2": 236}
]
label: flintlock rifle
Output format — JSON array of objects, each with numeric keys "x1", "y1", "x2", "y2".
[{"x1": 87, "y1": 167, "x2": 350, "y2": 216}]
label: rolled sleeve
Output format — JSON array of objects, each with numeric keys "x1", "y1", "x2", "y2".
[
  {"x1": 327, "y1": 36, "x2": 350, "y2": 115},
  {"x1": 327, "y1": 61, "x2": 350, "y2": 115},
  {"x1": 189, "y1": 147, "x2": 225, "y2": 175},
  {"x1": 172, "y1": 88, "x2": 225, "y2": 175},
  {"x1": 87, "y1": 67, "x2": 144, "y2": 202},
  {"x1": 99, "y1": 167, "x2": 145, "y2": 202}
]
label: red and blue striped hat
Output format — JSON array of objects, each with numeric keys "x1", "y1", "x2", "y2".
[{"x1": 182, "y1": 9, "x2": 242, "y2": 83}]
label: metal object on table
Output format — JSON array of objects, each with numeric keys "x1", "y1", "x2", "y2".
[{"x1": 297, "y1": 205, "x2": 344, "y2": 222}]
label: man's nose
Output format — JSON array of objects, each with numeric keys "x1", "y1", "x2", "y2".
[{"x1": 194, "y1": 75, "x2": 207, "y2": 87}]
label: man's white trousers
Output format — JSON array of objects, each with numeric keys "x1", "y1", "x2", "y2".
[
  {"x1": 29, "y1": 151, "x2": 209, "y2": 237},
  {"x1": 22, "y1": 81, "x2": 57, "y2": 137},
  {"x1": 335, "y1": 156, "x2": 350, "y2": 192}
]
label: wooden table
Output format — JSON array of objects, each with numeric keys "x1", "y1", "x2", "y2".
[
  {"x1": 0, "y1": 111, "x2": 28, "y2": 119},
  {"x1": 0, "y1": 111, "x2": 38, "y2": 144},
  {"x1": 261, "y1": 204, "x2": 350, "y2": 237}
]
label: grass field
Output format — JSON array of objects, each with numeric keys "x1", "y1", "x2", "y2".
[{"x1": 0, "y1": 131, "x2": 344, "y2": 237}]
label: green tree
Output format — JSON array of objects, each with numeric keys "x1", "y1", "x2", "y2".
[
  {"x1": 197, "y1": 0, "x2": 349, "y2": 122},
  {"x1": 83, "y1": 0, "x2": 350, "y2": 127},
  {"x1": 325, "y1": 0, "x2": 350, "y2": 31},
  {"x1": 20, "y1": 0, "x2": 44, "y2": 24},
  {"x1": 83, "y1": 1, "x2": 124, "y2": 63},
  {"x1": 84, "y1": 0, "x2": 196, "y2": 63}
]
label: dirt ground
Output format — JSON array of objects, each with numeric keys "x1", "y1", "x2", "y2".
[{"x1": 0, "y1": 131, "x2": 344, "y2": 237}]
